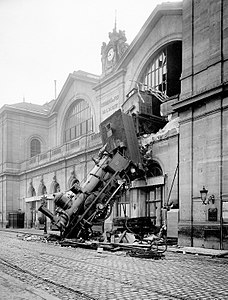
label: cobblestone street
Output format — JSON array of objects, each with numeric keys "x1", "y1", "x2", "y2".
[{"x1": 0, "y1": 230, "x2": 228, "y2": 300}]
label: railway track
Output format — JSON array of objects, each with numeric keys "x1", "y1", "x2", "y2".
[{"x1": 0, "y1": 256, "x2": 96, "y2": 300}]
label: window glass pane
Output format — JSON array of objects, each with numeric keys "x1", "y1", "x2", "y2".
[
  {"x1": 159, "y1": 68, "x2": 163, "y2": 84},
  {"x1": 75, "y1": 115, "x2": 79, "y2": 125},
  {"x1": 87, "y1": 119, "x2": 93, "y2": 132},
  {"x1": 163, "y1": 64, "x2": 167, "y2": 74},
  {"x1": 155, "y1": 58, "x2": 158, "y2": 69},
  {"x1": 69, "y1": 116, "x2": 73, "y2": 128},
  {"x1": 30, "y1": 139, "x2": 41, "y2": 157},
  {"x1": 159, "y1": 55, "x2": 163, "y2": 67},
  {"x1": 65, "y1": 130, "x2": 70, "y2": 142},
  {"x1": 152, "y1": 72, "x2": 155, "y2": 87},
  {"x1": 152, "y1": 62, "x2": 155, "y2": 71},
  {"x1": 70, "y1": 127, "x2": 75, "y2": 140},
  {"x1": 148, "y1": 72, "x2": 151, "y2": 87},
  {"x1": 64, "y1": 99, "x2": 93, "y2": 142},
  {"x1": 81, "y1": 121, "x2": 86, "y2": 135},
  {"x1": 75, "y1": 125, "x2": 80, "y2": 137},
  {"x1": 156, "y1": 70, "x2": 159, "y2": 85}
]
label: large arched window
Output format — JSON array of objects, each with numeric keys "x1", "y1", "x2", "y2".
[
  {"x1": 30, "y1": 138, "x2": 41, "y2": 158},
  {"x1": 141, "y1": 41, "x2": 182, "y2": 97},
  {"x1": 64, "y1": 99, "x2": 93, "y2": 143}
]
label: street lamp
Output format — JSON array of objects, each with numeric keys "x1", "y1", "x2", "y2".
[{"x1": 200, "y1": 186, "x2": 215, "y2": 205}]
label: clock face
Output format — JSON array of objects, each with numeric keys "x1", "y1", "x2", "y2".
[{"x1": 107, "y1": 48, "x2": 114, "y2": 61}]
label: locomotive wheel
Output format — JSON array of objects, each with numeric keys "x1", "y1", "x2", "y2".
[
  {"x1": 102, "y1": 203, "x2": 113, "y2": 220},
  {"x1": 96, "y1": 203, "x2": 113, "y2": 221},
  {"x1": 149, "y1": 238, "x2": 167, "y2": 253}
]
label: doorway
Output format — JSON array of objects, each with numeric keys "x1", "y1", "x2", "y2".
[{"x1": 146, "y1": 186, "x2": 163, "y2": 227}]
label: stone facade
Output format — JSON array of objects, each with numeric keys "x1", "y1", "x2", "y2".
[
  {"x1": 0, "y1": 0, "x2": 227, "y2": 249},
  {"x1": 0, "y1": 71, "x2": 102, "y2": 228},
  {"x1": 173, "y1": 0, "x2": 228, "y2": 249}
]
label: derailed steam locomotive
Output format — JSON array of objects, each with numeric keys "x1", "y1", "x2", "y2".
[
  {"x1": 38, "y1": 146, "x2": 140, "y2": 239},
  {"x1": 38, "y1": 109, "x2": 145, "y2": 240}
]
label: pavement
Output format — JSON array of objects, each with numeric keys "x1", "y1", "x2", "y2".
[
  {"x1": 1, "y1": 228, "x2": 228, "y2": 299},
  {"x1": 1, "y1": 227, "x2": 228, "y2": 258},
  {"x1": 0, "y1": 270, "x2": 61, "y2": 300}
]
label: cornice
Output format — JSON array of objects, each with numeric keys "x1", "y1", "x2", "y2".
[{"x1": 173, "y1": 82, "x2": 228, "y2": 111}]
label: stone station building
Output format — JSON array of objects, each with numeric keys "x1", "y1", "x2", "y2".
[{"x1": 0, "y1": 0, "x2": 228, "y2": 249}]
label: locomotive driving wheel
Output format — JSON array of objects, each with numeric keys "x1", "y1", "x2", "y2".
[{"x1": 95, "y1": 202, "x2": 113, "y2": 221}]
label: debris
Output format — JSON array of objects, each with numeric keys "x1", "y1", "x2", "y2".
[
  {"x1": 59, "y1": 239, "x2": 98, "y2": 250},
  {"x1": 97, "y1": 247, "x2": 103, "y2": 253},
  {"x1": 127, "y1": 248, "x2": 165, "y2": 259}
]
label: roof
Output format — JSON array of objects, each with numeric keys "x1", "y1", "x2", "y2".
[
  {"x1": 5, "y1": 100, "x2": 55, "y2": 115},
  {"x1": 50, "y1": 70, "x2": 99, "y2": 113}
]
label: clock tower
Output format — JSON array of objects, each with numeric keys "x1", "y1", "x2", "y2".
[{"x1": 101, "y1": 25, "x2": 129, "y2": 75}]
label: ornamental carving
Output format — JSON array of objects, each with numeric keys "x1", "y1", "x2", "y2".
[
  {"x1": 38, "y1": 176, "x2": 47, "y2": 196},
  {"x1": 68, "y1": 169, "x2": 79, "y2": 189},
  {"x1": 50, "y1": 174, "x2": 60, "y2": 193},
  {"x1": 28, "y1": 179, "x2": 36, "y2": 197}
]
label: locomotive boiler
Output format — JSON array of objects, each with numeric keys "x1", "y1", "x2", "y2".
[{"x1": 38, "y1": 146, "x2": 137, "y2": 239}]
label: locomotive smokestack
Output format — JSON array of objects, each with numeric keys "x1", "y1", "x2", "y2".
[{"x1": 38, "y1": 205, "x2": 55, "y2": 222}]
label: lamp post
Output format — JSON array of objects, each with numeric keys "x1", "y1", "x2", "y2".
[
  {"x1": 200, "y1": 186, "x2": 215, "y2": 205},
  {"x1": 41, "y1": 195, "x2": 47, "y2": 235}
]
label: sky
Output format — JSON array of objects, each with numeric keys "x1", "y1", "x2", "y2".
[{"x1": 0, "y1": 0, "x2": 178, "y2": 106}]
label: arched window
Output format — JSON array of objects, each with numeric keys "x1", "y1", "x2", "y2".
[
  {"x1": 30, "y1": 138, "x2": 41, "y2": 158},
  {"x1": 147, "y1": 160, "x2": 163, "y2": 177},
  {"x1": 64, "y1": 99, "x2": 93, "y2": 143},
  {"x1": 141, "y1": 41, "x2": 182, "y2": 97}
]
